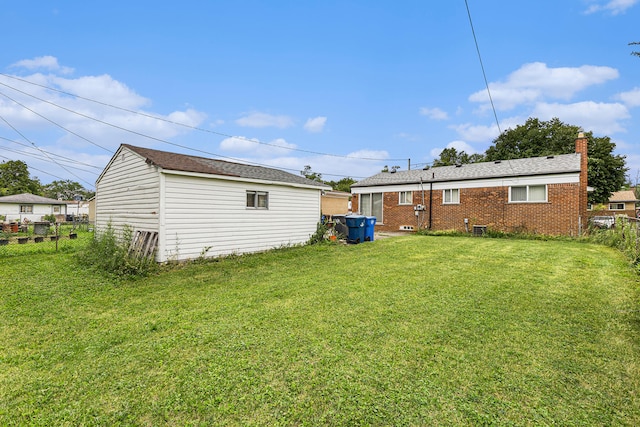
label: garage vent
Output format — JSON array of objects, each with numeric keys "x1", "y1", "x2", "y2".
[{"x1": 399, "y1": 225, "x2": 414, "y2": 231}]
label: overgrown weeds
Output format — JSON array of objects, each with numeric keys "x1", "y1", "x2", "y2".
[
  {"x1": 77, "y1": 223, "x2": 157, "y2": 279},
  {"x1": 588, "y1": 218, "x2": 640, "y2": 272}
]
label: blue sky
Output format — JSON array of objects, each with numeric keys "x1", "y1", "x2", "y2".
[{"x1": 1, "y1": 0, "x2": 639, "y2": 190}]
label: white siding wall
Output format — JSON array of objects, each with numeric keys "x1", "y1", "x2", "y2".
[
  {"x1": 0, "y1": 204, "x2": 67, "y2": 223},
  {"x1": 161, "y1": 173, "x2": 322, "y2": 262},
  {"x1": 95, "y1": 148, "x2": 160, "y2": 237}
]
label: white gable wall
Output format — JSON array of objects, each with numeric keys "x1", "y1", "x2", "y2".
[
  {"x1": 95, "y1": 147, "x2": 160, "y2": 236},
  {"x1": 160, "y1": 172, "x2": 321, "y2": 262}
]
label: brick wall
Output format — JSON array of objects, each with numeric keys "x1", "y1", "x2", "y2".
[{"x1": 354, "y1": 182, "x2": 582, "y2": 235}]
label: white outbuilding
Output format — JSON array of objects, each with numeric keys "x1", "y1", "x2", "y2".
[{"x1": 95, "y1": 144, "x2": 330, "y2": 262}]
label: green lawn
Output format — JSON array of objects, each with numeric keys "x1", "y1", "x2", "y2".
[{"x1": 1, "y1": 235, "x2": 639, "y2": 425}]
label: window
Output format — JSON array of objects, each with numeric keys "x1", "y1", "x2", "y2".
[
  {"x1": 443, "y1": 189, "x2": 460, "y2": 204},
  {"x1": 53, "y1": 206, "x2": 61, "y2": 213},
  {"x1": 246, "y1": 191, "x2": 268, "y2": 209},
  {"x1": 587, "y1": 203, "x2": 593, "y2": 211},
  {"x1": 19, "y1": 205, "x2": 33, "y2": 213},
  {"x1": 399, "y1": 191, "x2": 412, "y2": 205},
  {"x1": 609, "y1": 203, "x2": 625, "y2": 210},
  {"x1": 510, "y1": 185, "x2": 547, "y2": 202},
  {"x1": 360, "y1": 193, "x2": 383, "y2": 220}
]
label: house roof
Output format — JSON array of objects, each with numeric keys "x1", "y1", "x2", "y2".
[
  {"x1": 0, "y1": 193, "x2": 66, "y2": 204},
  {"x1": 120, "y1": 144, "x2": 331, "y2": 189},
  {"x1": 352, "y1": 153, "x2": 582, "y2": 188},
  {"x1": 609, "y1": 190, "x2": 638, "y2": 202}
]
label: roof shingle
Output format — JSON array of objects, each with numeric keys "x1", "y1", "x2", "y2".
[
  {"x1": 122, "y1": 144, "x2": 330, "y2": 189},
  {"x1": 352, "y1": 153, "x2": 581, "y2": 187}
]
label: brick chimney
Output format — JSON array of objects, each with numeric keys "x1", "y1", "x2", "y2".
[{"x1": 575, "y1": 131, "x2": 588, "y2": 233}]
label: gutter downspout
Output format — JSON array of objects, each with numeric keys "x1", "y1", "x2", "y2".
[{"x1": 429, "y1": 181, "x2": 433, "y2": 230}]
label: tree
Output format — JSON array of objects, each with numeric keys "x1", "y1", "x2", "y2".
[
  {"x1": 0, "y1": 160, "x2": 42, "y2": 196},
  {"x1": 42, "y1": 179, "x2": 94, "y2": 200},
  {"x1": 433, "y1": 147, "x2": 485, "y2": 167},
  {"x1": 485, "y1": 117, "x2": 627, "y2": 204},
  {"x1": 300, "y1": 165, "x2": 323, "y2": 182},
  {"x1": 325, "y1": 177, "x2": 356, "y2": 193}
]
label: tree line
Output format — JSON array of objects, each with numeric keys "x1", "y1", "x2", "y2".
[
  {"x1": 431, "y1": 118, "x2": 628, "y2": 204},
  {"x1": 0, "y1": 160, "x2": 94, "y2": 200}
]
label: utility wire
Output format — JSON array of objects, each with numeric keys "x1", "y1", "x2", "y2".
[
  {"x1": 464, "y1": 0, "x2": 501, "y2": 135},
  {"x1": 0, "y1": 136, "x2": 102, "y2": 169},
  {"x1": 0, "y1": 89, "x2": 112, "y2": 152},
  {"x1": 0, "y1": 143, "x2": 101, "y2": 174},
  {"x1": 0, "y1": 73, "x2": 407, "y2": 162},
  {"x1": 0, "y1": 113, "x2": 95, "y2": 188},
  {"x1": 0, "y1": 77, "x2": 372, "y2": 178}
]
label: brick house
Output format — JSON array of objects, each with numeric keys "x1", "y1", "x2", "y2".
[{"x1": 350, "y1": 134, "x2": 589, "y2": 236}]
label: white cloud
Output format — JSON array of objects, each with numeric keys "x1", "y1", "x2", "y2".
[
  {"x1": 219, "y1": 136, "x2": 297, "y2": 157},
  {"x1": 469, "y1": 62, "x2": 619, "y2": 111},
  {"x1": 584, "y1": 0, "x2": 638, "y2": 15},
  {"x1": 303, "y1": 116, "x2": 327, "y2": 133},
  {"x1": 614, "y1": 87, "x2": 640, "y2": 107},
  {"x1": 11, "y1": 55, "x2": 74, "y2": 74},
  {"x1": 235, "y1": 112, "x2": 294, "y2": 128},
  {"x1": 532, "y1": 101, "x2": 630, "y2": 134},
  {"x1": 0, "y1": 58, "x2": 208, "y2": 180},
  {"x1": 419, "y1": 107, "x2": 449, "y2": 120},
  {"x1": 451, "y1": 123, "x2": 501, "y2": 142}
]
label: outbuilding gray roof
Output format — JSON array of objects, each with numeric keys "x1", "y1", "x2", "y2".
[
  {"x1": 0, "y1": 193, "x2": 66, "y2": 204},
  {"x1": 122, "y1": 144, "x2": 331, "y2": 189},
  {"x1": 352, "y1": 153, "x2": 582, "y2": 187}
]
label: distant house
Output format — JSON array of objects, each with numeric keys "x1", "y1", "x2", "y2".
[
  {"x1": 95, "y1": 144, "x2": 330, "y2": 262},
  {"x1": 0, "y1": 193, "x2": 67, "y2": 223},
  {"x1": 589, "y1": 190, "x2": 639, "y2": 218},
  {"x1": 351, "y1": 134, "x2": 589, "y2": 236},
  {"x1": 321, "y1": 190, "x2": 351, "y2": 217}
]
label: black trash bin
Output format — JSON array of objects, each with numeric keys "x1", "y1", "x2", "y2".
[
  {"x1": 345, "y1": 215, "x2": 365, "y2": 244},
  {"x1": 332, "y1": 215, "x2": 348, "y2": 239}
]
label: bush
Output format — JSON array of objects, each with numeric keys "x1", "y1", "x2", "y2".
[
  {"x1": 77, "y1": 223, "x2": 157, "y2": 279},
  {"x1": 307, "y1": 221, "x2": 329, "y2": 245}
]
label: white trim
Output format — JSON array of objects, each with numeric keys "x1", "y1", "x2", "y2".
[
  {"x1": 398, "y1": 191, "x2": 412, "y2": 205},
  {"x1": 509, "y1": 184, "x2": 548, "y2": 203},
  {"x1": 351, "y1": 172, "x2": 580, "y2": 194},
  {"x1": 443, "y1": 188, "x2": 460, "y2": 204}
]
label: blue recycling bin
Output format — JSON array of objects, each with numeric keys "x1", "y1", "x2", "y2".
[
  {"x1": 364, "y1": 216, "x2": 376, "y2": 241},
  {"x1": 345, "y1": 214, "x2": 365, "y2": 243}
]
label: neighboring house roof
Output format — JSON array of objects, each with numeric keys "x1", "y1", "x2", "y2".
[
  {"x1": 609, "y1": 190, "x2": 638, "y2": 203},
  {"x1": 352, "y1": 153, "x2": 581, "y2": 187},
  {"x1": 322, "y1": 190, "x2": 351, "y2": 198},
  {"x1": 118, "y1": 144, "x2": 331, "y2": 189},
  {"x1": 0, "y1": 193, "x2": 66, "y2": 204}
]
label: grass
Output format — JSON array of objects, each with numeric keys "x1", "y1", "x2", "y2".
[{"x1": 1, "y1": 234, "x2": 639, "y2": 425}]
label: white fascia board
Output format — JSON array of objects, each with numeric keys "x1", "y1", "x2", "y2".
[
  {"x1": 160, "y1": 169, "x2": 327, "y2": 191},
  {"x1": 351, "y1": 172, "x2": 580, "y2": 194}
]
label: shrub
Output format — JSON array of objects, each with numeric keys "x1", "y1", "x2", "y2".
[
  {"x1": 77, "y1": 223, "x2": 157, "y2": 279},
  {"x1": 308, "y1": 221, "x2": 329, "y2": 245}
]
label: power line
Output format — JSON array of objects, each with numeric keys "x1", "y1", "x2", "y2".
[
  {"x1": 0, "y1": 141, "x2": 101, "y2": 174},
  {"x1": 464, "y1": 0, "x2": 501, "y2": 135},
  {"x1": 0, "y1": 113, "x2": 95, "y2": 188},
  {"x1": 0, "y1": 73, "x2": 407, "y2": 162},
  {"x1": 0, "y1": 88, "x2": 112, "y2": 152}
]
